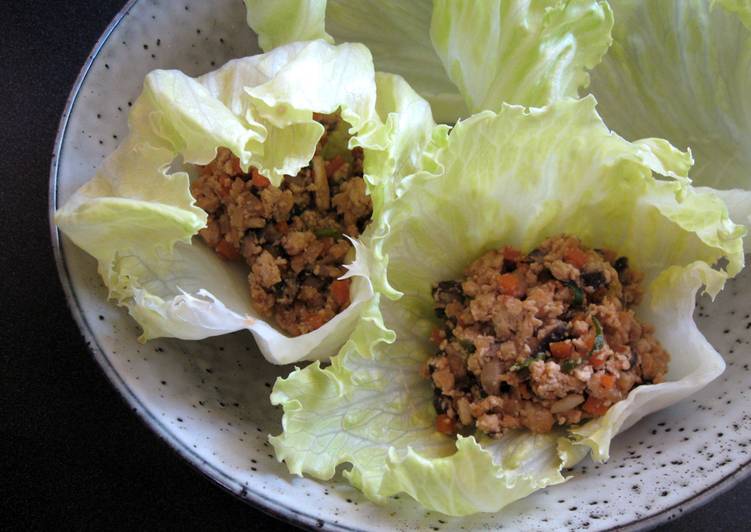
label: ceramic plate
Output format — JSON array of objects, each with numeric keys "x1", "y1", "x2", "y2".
[{"x1": 50, "y1": 1, "x2": 751, "y2": 529}]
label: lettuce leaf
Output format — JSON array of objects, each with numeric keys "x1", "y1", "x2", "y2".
[
  {"x1": 55, "y1": 40, "x2": 437, "y2": 364},
  {"x1": 270, "y1": 98, "x2": 744, "y2": 515},
  {"x1": 243, "y1": 0, "x2": 613, "y2": 123},
  {"x1": 589, "y1": 0, "x2": 751, "y2": 238},
  {"x1": 430, "y1": 0, "x2": 613, "y2": 112}
]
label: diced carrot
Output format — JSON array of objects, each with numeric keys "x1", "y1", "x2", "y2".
[
  {"x1": 251, "y1": 168, "x2": 271, "y2": 188},
  {"x1": 431, "y1": 328, "x2": 444, "y2": 346},
  {"x1": 564, "y1": 246, "x2": 588, "y2": 269},
  {"x1": 582, "y1": 396, "x2": 609, "y2": 416},
  {"x1": 600, "y1": 374, "x2": 616, "y2": 390},
  {"x1": 325, "y1": 154, "x2": 346, "y2": 177},
  {"x1": 435, "y1": 414, "x2": 456, "y2": 435},
  {"x1": 590, "y1": 355, "x2": 605, "y2": 368},
  {"x1": 549, "y1": 341, "x2": 574, "y2": 359},
  {"x1": 497, "y1": 273, "x2": 523, "y2": 297},
  {"x1": 306, "y1": 314, "x2": 326, "y2": 331},
  {"x1": 502, "y1": 246, "x2": 522, "y2": 262},
  {"x1": 330, "y1": 279, "x2": 351, "y2": 308},
  {"x1": 215, "y1": 240, "x2": 240, "y2": 261}
]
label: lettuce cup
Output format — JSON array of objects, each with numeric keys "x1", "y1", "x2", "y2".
[
  {"x1": 268, "y1": 97, "x2": 744, "y2": 515},
  {"x1": 55, "y1": 40, "x2": 440, "y2": 364}
]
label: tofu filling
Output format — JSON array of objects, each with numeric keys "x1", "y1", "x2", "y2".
[
  {"x1": 427, "y1": 235, "x2": 670, "y2": 437},
  {"x1": 190, "y1": 113, "x2": 372, "y2": 336}
]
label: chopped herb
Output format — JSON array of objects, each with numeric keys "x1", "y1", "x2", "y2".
[
  {"x1": 511, "y1": 352, "x2": 546, "y2": 372},
  {"x1": 565, "y1": 281, "x2": 584, "y2": 306},
  {"x1": 561, "y1": 358, "x2": 581, "y2": 373},
  {"x1": 459, "y1": 340, "x2": 476, "y2": 353},
  {"x1": 592, "y1": 316, "x2": 604, "y2": 352},
  {"x1": 613, "y1": 256, "x2": 629, "y2": 272},
  {"x1": 314, "y1": 227, "x2": 342, "y2": 239}
]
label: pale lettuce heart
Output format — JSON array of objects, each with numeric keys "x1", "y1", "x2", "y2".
[
  {"x1": 243, "y1": 0, "x2": 613, "y2": 123},
  {"x1": 55, "y1": 40, "x2": 438, "y2": 364},
  {"x1": 269, "y1": 98, "x2": 744, "y2": 515},
  {"x1": 589, "y1": 0, "x2": 751, "y2": 241}
]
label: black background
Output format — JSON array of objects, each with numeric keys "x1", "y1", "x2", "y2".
[{"x1": 2, "y1": 1, "x2": 749, "y2": 530}]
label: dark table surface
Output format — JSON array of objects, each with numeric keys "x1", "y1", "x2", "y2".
[{"x1": 2, "y1": 1, "x2": 749, "y2": 530}]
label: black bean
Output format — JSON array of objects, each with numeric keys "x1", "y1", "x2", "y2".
[
  {"x1": 527, "y1": 248, "x2": 545, "y2": 262},
  {"x1": 614, "y1": 256, "x2": 629, "y2": 272},
  {"x1": 262, "y1": 224, "x2": 281, "y2": 242},
  {"x1": 432, "y1": 280, "x2": 465, "y2": 305},
  {"x1": 539, "y1": 325, "x2": 568, "y2": 352},
  {"x1": 434, "y1": 280, "x2": 463, "y2": 294},
  {"x1": 432, "y1": 391, "x2": 447, "y2": 414},
  {"x1": 537, "y1": 268, "x2": 553, "y2": 283},
  {"x1": 582, "y1": 271, "x2": 606, "y2": 288},
  {"x1": 502, "y1": 259, "x2": 517, "y2": 272}
]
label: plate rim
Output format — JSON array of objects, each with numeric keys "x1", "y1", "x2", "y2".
[{"x1": 47, "y1": 0, "x2": 751, "y2": 530}]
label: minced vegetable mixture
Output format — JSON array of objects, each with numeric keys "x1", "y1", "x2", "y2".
[
  {"x1": 190, "y1": 113, "x2": 372, "y2": 336},
  {"x1": 427, "y1": 235, "x2": 670, "y2": 437}
]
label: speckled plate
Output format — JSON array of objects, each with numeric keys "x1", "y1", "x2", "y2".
[{"x1": 49, "y1": 1, "x2": 751, "y2": 530}]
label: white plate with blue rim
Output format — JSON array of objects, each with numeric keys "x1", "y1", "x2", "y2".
[{"x1": 50, "y1": 0, "x2": 751, "y2": 529}]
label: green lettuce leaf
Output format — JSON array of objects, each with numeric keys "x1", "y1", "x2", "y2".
[
  {"x1": 430, "y1": 0, "x2": 613, "y2": 112},
  {"x1": 270, "y1": 98, "x2": 744, "y2": 515},
  {"x1": 244, "y1": 0, "x2": 464, "y2": 123},
  {"x1": 589, "y1": 0, "x2": 751, "y2": 238},
  {"x1": 271, "y1": 296, "x2": 577, "y2": 515},
  {"x1": 244, "y1": 0, "x2": 332, "y2": 51},
  {"x1": 243, "y1": 0, "x2": 613, "y2": 122},
  {"x1": 55, "y1": 40, "x2": 437, "y2": 363}
]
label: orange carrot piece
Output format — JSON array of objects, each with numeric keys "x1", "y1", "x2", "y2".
[
  {"x1": 549, "y1": 341, "x2": 574, "y2": 359},
  {"x1": 564, "y1": 246, "x2": 588, "y2": 269},
  {"x1": 251, "y1": 168, "x2": 270, "y2": 188},
  {"x1": 330, "y1": 279, "x2": 351, "y2": 308},
  {"x1": 582, "y1": 396, "x2": 609, "y2": 416},
  {"x1": 435, "y1": 414, "x2": 456, "y2": 435},
  {"x1": 601, "y1": 374, "x2": 616, "y2": 390},
  {"x1": 497, "y1": 273, "x2": 523, "y2": 296}
]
